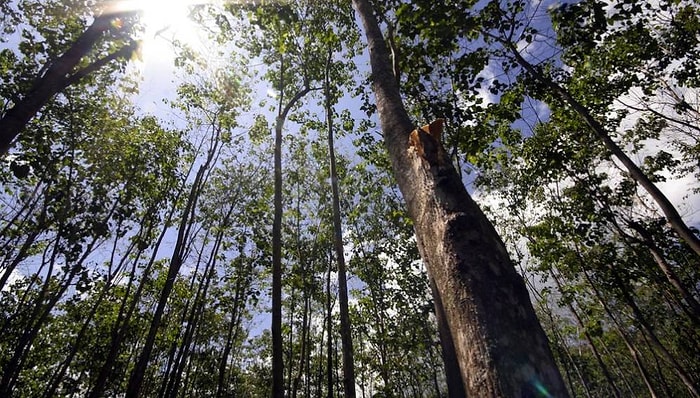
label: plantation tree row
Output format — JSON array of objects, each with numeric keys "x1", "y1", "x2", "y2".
[{"x1": 0, "y1": 0, "x2": 698, "y2": 397}]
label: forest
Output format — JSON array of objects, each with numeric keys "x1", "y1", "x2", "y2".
[{"x1": 0, "y1": 0, "x2": 699, "y2": 397}]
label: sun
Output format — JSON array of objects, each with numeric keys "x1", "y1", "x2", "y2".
[
  {"x1": 103, "y1": 0, "x2": 208, "y2": 63},
  {"x1": 138, "y1": 0, "x2": 203, "y2": 60},
  {"x1": 140, "y1": 0, "x2": 194, "y2": 38}
]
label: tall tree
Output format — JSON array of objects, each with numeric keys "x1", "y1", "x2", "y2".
[
  {"x1": 324, "y1": 59, "x2": 356, "y2": 398},
  {"x1": 351, "y1": 0, "x2": 568, "y2": 396}
]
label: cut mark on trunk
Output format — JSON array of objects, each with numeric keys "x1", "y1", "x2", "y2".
[{"x1": 408, "y1": 118, "x2": 446, "y2": 167}]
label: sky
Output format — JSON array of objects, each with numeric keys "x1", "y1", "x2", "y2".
[{"x1": 3, "y1": 0, "x2": 700, "y2": 294}]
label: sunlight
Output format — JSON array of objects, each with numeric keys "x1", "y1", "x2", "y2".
[
  {"x1": 141, "y1": 0, "x2": 193, "y2": 36},
  {"x1": 102, "y1": 0, "x2": 210, "y2": 63},
  {"x1": 139, "y1": 0, "x2": 201, "y2": 62}
]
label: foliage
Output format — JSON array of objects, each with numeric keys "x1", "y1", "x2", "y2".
[{"x1": 1, "y1": 0, "x2": 699, "y2": 396}]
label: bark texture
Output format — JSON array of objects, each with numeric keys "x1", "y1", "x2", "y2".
[{"x1": 352, "y1": 1, "x2": 569, "y2": 396}]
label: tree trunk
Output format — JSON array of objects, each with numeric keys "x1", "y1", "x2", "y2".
[
  {"x1": 292, "y1": 289, "x2": 311, "y2": 398},
  {"x1": 610, "y1": 270, "x2": 700, "y2": 397},
  {"x1": 325, "y1": 49, "x2": 356, "y2": 398},
  {"x1": 272, "y1": 108, "x2": 285, "y2": 398},
  {"x1": 551, "y1": 272, "x2": 621, "y2": 397},
  {"x1": 125, "y1": 135, "x2": 218, "y2": 397},
  {"x1": 271, "y1": 52, "x2": 314, "y2": 397},
  {"x1": 216, "y1": 271, "x2": 245, "y2": 398},
  {"x1": 626, "y1": 222, "x2": 700, "y2": 324},
  {"x1": 325, "y1": 257, "x2": 334, "y2": 398},
  {"x1": 580, "y1": 266, "x2": 661, "y2": 398},
  {"x1": 428, "y1": 275, "x2": 466, "y2": 397},
  {"x1": 88, "y1": 195, "x2": 182, "y2": 398},
  {"x1": 352, "y1": 1, "x2": 569, "y2": 396}
]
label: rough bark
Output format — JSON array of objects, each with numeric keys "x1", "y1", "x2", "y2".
[{"x1": 352, "y1": 1, "x2": 569, "y2": 396}]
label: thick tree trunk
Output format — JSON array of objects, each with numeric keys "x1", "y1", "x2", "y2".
[{"x1": 352, "y1": 1, "x2": 569, "y2": 396}]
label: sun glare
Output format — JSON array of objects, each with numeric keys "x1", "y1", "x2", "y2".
[
  {"x1": 104, "y1": 0, "x2": 211, "y2": 64},
  {"x1": 141, "y1": 0, "x2": 192, "y2": 36},
  {"x1": 139, "y1": 0, "x2": 201, "y2": 61}
]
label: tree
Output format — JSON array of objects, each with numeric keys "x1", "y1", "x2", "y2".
[
  {"x1": 0, "y1": 3, "x2": 139, "y2": 155},
  {"x1": 6, "y1": 0, "x2": 699, "y2": 396},
  {"x1": 350, "y1": 0, "x2": 568, "y2": 395},
  {"x1": 318, "y1": 3, "x2": 363, "y2": 395},
  {"x1": 124, "y1": 57, "x2": 250, "y2": 396}
]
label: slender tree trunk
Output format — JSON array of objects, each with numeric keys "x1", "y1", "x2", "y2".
[
  {"x1": 505, "y1": 44, "x2": 700, "y2": 257},
  {"x1": 325, "y1": 257, "x2": 334, "y2": 398},
  {"x1": 0, "y1": 186, "x2": 47, "y2": 290},
  {"x1": 88, "y1": 193, "x2": 182, "y2": 398},
  {"x1": 125, "y1": 136, "x2": 218, "y2": 397},
  {"x1": 0, "y1": 202, "x2": 102, "y2": 396},
  {"x1": 428, "y1": 276, "x2": 466, "y2": 397},
  {"x1": 216, "y1": 272, "x2": 245, "y2": 398},
  {"x1": 0, "y1": 198, "x2": 51, "y2": 293},
  {"x1": 611, "y1": 270, "x2": 700, "y2": 397},
  {"x1": 352, "y1": 1, "x2": 569, "y2": 396},
  {"x1": 0, "y1": 259, "x2": 83, "y2": 395},
  {"x1": 165, "y1": 198, "x2": 237, "y2": 398},
  {"x1": 42, "y1": 216, "x2": 141, "y2": 398},
  {"x1": 158, "y1": 243, "x2": 212, "y2": 398},
  {"x1": 551, "y1": 272, "x2": 621, "y2": 397},
  {"x1": 292, "y1": 291, "x2": 311, "y2": 398},
  {"x1": 578, "y1": 255, "x2": 663, "y2": 398},
  {"x1": 625, "y1": 222, "x2": 700, "y2": 324},
  {"x1": 517, "y1": 255, "x2": 592, "y2": 398},
  {"x1": 285, "y1": 285, "x2": 297, "y2": 395},
  {"x1": 271, "y1": 51, "x2": 314, "y2": 397},
  {"x1": 324, "y1": 49, "x2": 356, "y2": 398},
  {"x1": 164, "y1": 264, "x2": 215, "y2": 398}
]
